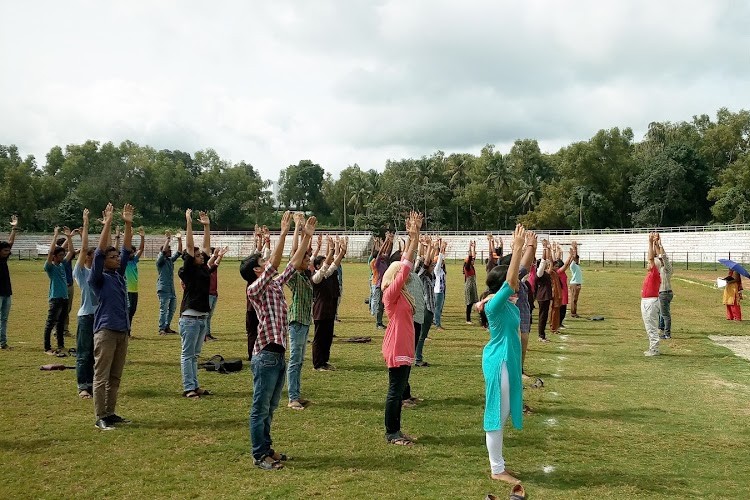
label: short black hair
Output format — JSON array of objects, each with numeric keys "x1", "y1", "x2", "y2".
[
  {"x1": 56, "y1": 237, "x2": 67, "y2": 246},
  {"x1": 52, "y1": 246, "x2": 66, "y2": 257},
  {"x1": 389, "y1": 251, "x2": 402, "y2": 264},
  {"x1": 313, "y1": 255, "x2": 326, "y2": 269},
  {"x1": 0, "y1": 241, "x2": 10, "y2": 251},
  {"x1": 486, "y1": 265, "x2": 509, "y2": 294},
  {"x1": 240, "y1": 253, "x2": 262, "y2": 284}
]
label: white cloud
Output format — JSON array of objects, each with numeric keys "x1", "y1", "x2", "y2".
[{"x1": 0, "y1": 0, "x2": 748, "y2": 180}]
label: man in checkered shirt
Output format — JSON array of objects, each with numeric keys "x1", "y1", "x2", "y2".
[{"x1": 240, "y1": 211, "x2": 317, "y2": 471}]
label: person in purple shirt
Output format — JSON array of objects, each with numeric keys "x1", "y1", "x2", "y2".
[
  {"x1": 373, "y1": 232, "x2": 393, "y2": 329},
  {"x1": 88, "y1": 202, "x2": 133, "y2": 431}
]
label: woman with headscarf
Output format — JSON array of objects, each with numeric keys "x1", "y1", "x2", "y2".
[{"x1": 381, "y1": 211, "x2": 422, "y2": 446}]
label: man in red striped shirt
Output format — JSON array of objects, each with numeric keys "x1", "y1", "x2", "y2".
[{"x1": 240, "y1": 211, "x2": 317, "y2": 470}]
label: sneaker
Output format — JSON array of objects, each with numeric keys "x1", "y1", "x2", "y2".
[
  {"x1": 559, "y1": 325, "x2": 567, "y2": 330},
  {"x1": 287, "y1": 400, "x2": 305, "y2": 410},
  {"x1": 205, "y1": 334, "x2": 218, "y2": 341},
  {"x1": 662, "y1": 333, "x2": 672, "y2": 339},
  {"x1": 95, "y1": 419, "x2": 115, "y2": 431},
  {"x1": 644, "y1": 349, "x2": 661, "y2": 357},
  {"x1": 158, "y1": 330, "x2": 168, "y2": 336},
  {"x1": 465, "y1": 321, "x2": 472, "y2": 325},
  {"x1": 376, "y1": 324, "x2": 386, "y2": 330},
  {"x1": 315, "y1": 363, "x2": 336, "y2": 371},
  {"x1": 106, "y1": 414, "x2": 131, "y2": 424},
  {"x1": 538, "y1": 338, "x2": 550, "y2": 343},
  {"x1": 0, "y1": 344, "x2": 10, "y2": 350},
  {"x1": 165, "y1": 327, "x2": 177, "y2": 334},
  {"x1": 415, "y1": 360, "x2": 430, "y2": 367}
]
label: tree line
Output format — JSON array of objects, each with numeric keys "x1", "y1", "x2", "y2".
[{"x1": 1, "y1": 107, "x2": 748, "y2": 233}]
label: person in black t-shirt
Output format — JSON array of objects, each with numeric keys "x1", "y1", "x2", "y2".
[
  {"x1": 177, "y1": 209, "x2": 215, "y2": 399},
  {"x1": 0, "y1": 215, "x2": 18, "y2": 349}
]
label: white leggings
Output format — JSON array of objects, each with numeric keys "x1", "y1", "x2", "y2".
[{"x1": 485, "y1": 361, "x2": 510, "y2": 474}]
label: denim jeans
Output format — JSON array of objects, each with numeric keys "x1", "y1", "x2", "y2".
[
  {"x1": 433, "y1": 292, "x2": 445, "y2": 327},
  {"x1": 157, "y1": 292, "x2": 177, "y2": 330},
  {"x1": 0, "y1": 295, "x2": 11, "y2": 346},
  {"x1": 207, "y1": 295, "x2": 218, "y2": 336},
  {"x1": 250, "y1": 349, "x2": 286, "y2": 460},
  {"x1": 76, "y1": 314, "x2": 94, "y2": 392},
  {"x1": 44, "y1": 298, "x2": 68, "y2": 351},
  {"x1": 286, "y1": 321, "x2": 310, "y2": 402},
  {"x1": 415, "y1": 310, "x2": 434, "y2": 362},
  {"x1": 179, "y1": 315, "x2": 207, "y2": 392},
  {"x1": 658, "y1": 290, "x2": 673, "y2": 335}
]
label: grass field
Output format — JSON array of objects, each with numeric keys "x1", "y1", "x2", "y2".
[{"x1": 1, "y1": 259, "x2": 749, "y2": 499}]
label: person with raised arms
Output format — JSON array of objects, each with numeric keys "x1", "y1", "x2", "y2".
[
  {"x1": 0, "y1": 215, "x2": 19, "y2": 350},
  {"x1": 89, "y1": 203, "x2": 133, "y2": 430},
  {"x1": 241, "y1": 211, "x2": 316, "y2": 470},
  {"x1": 156, "y1": 230, "x2": 182, "y2": 336},
  {"x1": 72, "y1": 209, "x2": 98, "y2": 399},
  {"x1": 42, "y1": 225, "x2": 75, "y2": 355},
  {"x1": 380, "y1": 211, "x2": 422, "y2": 446},
  {"x1": 475, "y1": 224, "x2": 527, "y2": 485}
]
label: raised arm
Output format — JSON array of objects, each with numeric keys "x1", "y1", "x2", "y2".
[
  {"x1": 98, "y1": 204, "x2": 114, "y2": 251},
  {"x1": 198, "y1": 211, "x2": 211, "y2": 256},
  {"x1": 122, "y1": 204, "x2": 134, "y2": 253},
  {"x1": 176, "y1": 231, "x2": 183, "y2": 255},
  {"x1": 8, "y1": 215, "x2": 18, "y2": 247},
  {"x1": 487, "y1": 233, "x2": 496, "y2": 267},
  {"x1": 291, "y1": 212, "x2": 304, "y2": 256},
  {"x1": 76, "y1": 209, "x2": 90, "y2": 269},
  {"x1": 333, "y1": 236, "x2": 347, "y2": 267},
  {"x1": 647, "y1": 232, "x2": 656, "y2": 270},
  {"x1": 207, "y1": 247, "x2": 219, "y2": 268},
  {"x1": 136, "y1": 227, "x2": 145, "y2": 258},
  {"x1": 404, "y1": 211, "x2": 422, "y2": 264},
  {"x1": 506, "y1": 224, "x2": 526, "y2": 291},
  {"x1": 270, "y1": 211, "x2": 292, "y2": 270},
  {"x1": 521, "y1": 230, "x2": 537, "y2": 270},
  {"x1": 291, "y1": 216, "x2": 317, "y2": 270},
  {"x1": 325, "y1": 236, "x2": 335, "y2": 265},
  {"x1": 62, "y1": 227, "x2": 76, "y2": 262},
  {"x1": 560, "y1": 241, "x2": 575, "y2": 272},
  {"x1": 184, "y1": 209, "x2": 195, "y2": 257},
  {"x1": 47, "y1": 227, "x2": 60, "y2": 264}
]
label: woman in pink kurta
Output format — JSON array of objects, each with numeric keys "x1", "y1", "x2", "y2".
[{"x1": 380, "y1": 211, "x2": 422, "y2": 446}]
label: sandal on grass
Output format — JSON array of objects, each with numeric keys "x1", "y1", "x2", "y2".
[
  {"x1": 183, "y1": 390, "x2": 200, "y2": 399},
  {"x1": 510, "y1": 484, "x2": 526, "y2": 500},
  {"x1": 254, "y1": 456, "x2": 283, "y2": 470},
  {"x1": 78, "y1": 390, "x2": 92, "y2": 399},
  {"x1": 195, "y1": 388, "x2": 213, "y2": 396},
  {"x1": 271, "y1": 451, "x2": 290, "y2": 461},
  {"x1": 387, "y1": 437, "x2": 413, "y2": 446}
]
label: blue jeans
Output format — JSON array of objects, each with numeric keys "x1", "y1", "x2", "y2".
[
  {"x1": 658, "y1": 290, "x2": 673, "y2": 335},
  {"x1": 179, "y1": 315, "x2": 207, "y2": 392},
  {"x1": 157, "y1": 292, "x2": 177, "y2": 331},
  {"x1": 76, "y1": 314, "x2": 94, "y2": 391},
  {"x1": 250, "y1": 349, "x2": 286, "y2": 460},
  {"x1": 433, "y1": 292, "x2": 445, "y2": 327},
  {"x1": 0, "y1": 295, "x2": 11, "y2": 346},
  {"x1": 207, "y1": 295, "x2": 218, "y2": 336},
  {"x1": 286, "y1": 321, "x2": 310, "y2": 402}
]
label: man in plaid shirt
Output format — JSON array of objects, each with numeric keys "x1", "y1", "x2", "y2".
[{"x1": 240, "y1": 211, "x2": 317, "y2": 471}]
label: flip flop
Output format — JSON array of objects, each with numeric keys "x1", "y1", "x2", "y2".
[
  {"x1": 183, "y1": 390, "x2": 200, "y2": 399},
  {"x1": 195, "y1": 388, "x2": 213, "y2": 396}
]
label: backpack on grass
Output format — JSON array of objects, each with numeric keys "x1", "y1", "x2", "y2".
[{"x1": 200, "y1": 355, "x2": 243, "y2": 374}]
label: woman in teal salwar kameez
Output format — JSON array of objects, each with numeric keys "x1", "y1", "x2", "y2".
[{"x1": 476, "y1": 224, "x2": 526, "y2": 485}]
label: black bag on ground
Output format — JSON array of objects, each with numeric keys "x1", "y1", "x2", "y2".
[{"x1": 201, "y1": 355, "x2": 243, "y2": 374}]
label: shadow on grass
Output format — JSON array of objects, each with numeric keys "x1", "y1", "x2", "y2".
[
  {"x1": 540, "y1": 405, "x2": 667, "y2": 422},
  {"x1": 521, "y1": 468, "x2": 690, "y2": 496},
  {"x1": 0, "y1": 438, "x2": 66, "y2": 451}
]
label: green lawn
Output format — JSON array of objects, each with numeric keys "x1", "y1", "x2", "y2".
[{"x1": 1, "y1": 260, "x2": 749, "y2": 499}]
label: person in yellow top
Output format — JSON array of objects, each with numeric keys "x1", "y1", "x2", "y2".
[{"x1": 722, "y1": 271, "x2": 742, "y2": 321}]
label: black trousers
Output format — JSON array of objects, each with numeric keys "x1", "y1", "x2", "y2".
[
  {"x1": 246, "y1": 309, "x2": 259, "y2": 361},
  {"x1": 466, "y1": 304, "x2": 473, "y2": 322},
  {"x1": 385, "y1": 365, "x2": 411, "y2": 438},
  {"x1": 312, "y1": 319, "x2": 335, "y2": 368},
  {"x1": 128, "y1": 292, "x2": 139, "y2": 323},
  {"x1": 537, "y1": 299, "x2": 551, "y2": 339},
  {"x1": 44, "y1": 298, "x2": 68, "y2": 351},
  {"x1": 560, "y1": 304, "x2": 567, "y2": 325}
]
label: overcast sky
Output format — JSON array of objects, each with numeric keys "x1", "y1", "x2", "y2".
[{"x1": 1, "y1": 0, "x2": 748, "y2": 181}]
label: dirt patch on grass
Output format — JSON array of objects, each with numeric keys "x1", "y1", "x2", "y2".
[{"x1": 709, "y1": 335, "x2": 750, "y2": 363}]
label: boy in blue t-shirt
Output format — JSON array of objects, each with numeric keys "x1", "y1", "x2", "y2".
[{"x1": 43, "y1": 227, "x2": 74, "y2": 354}]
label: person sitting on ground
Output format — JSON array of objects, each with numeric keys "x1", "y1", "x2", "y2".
[
  {"x1": 475, "y1": 223, "x2": 527, "y2": 485},
  {"x1": 89, "y1": 203, "x2": 134, "y2": 430},
  {"x1": 0, "y1": 215, "x2": 19, "y2": 350},
  {"x1": 464, "y1": 240, "x2": 479, "y2": 324},
  {"x1": 73, "y1": 209, "x2": 98, "y2": 399},
  {"x1": 242, "y1": 211, "x2": 317, "y2": 470},
  {"x1": 177, "y1": 209, "x2": 215, "y2": 399},
  {"x1": 43, "y1": 226, "x2": 75, "y2": 355},
  {"x1": 381, "y1": 211, "x2": 422, "y2": 446}
]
